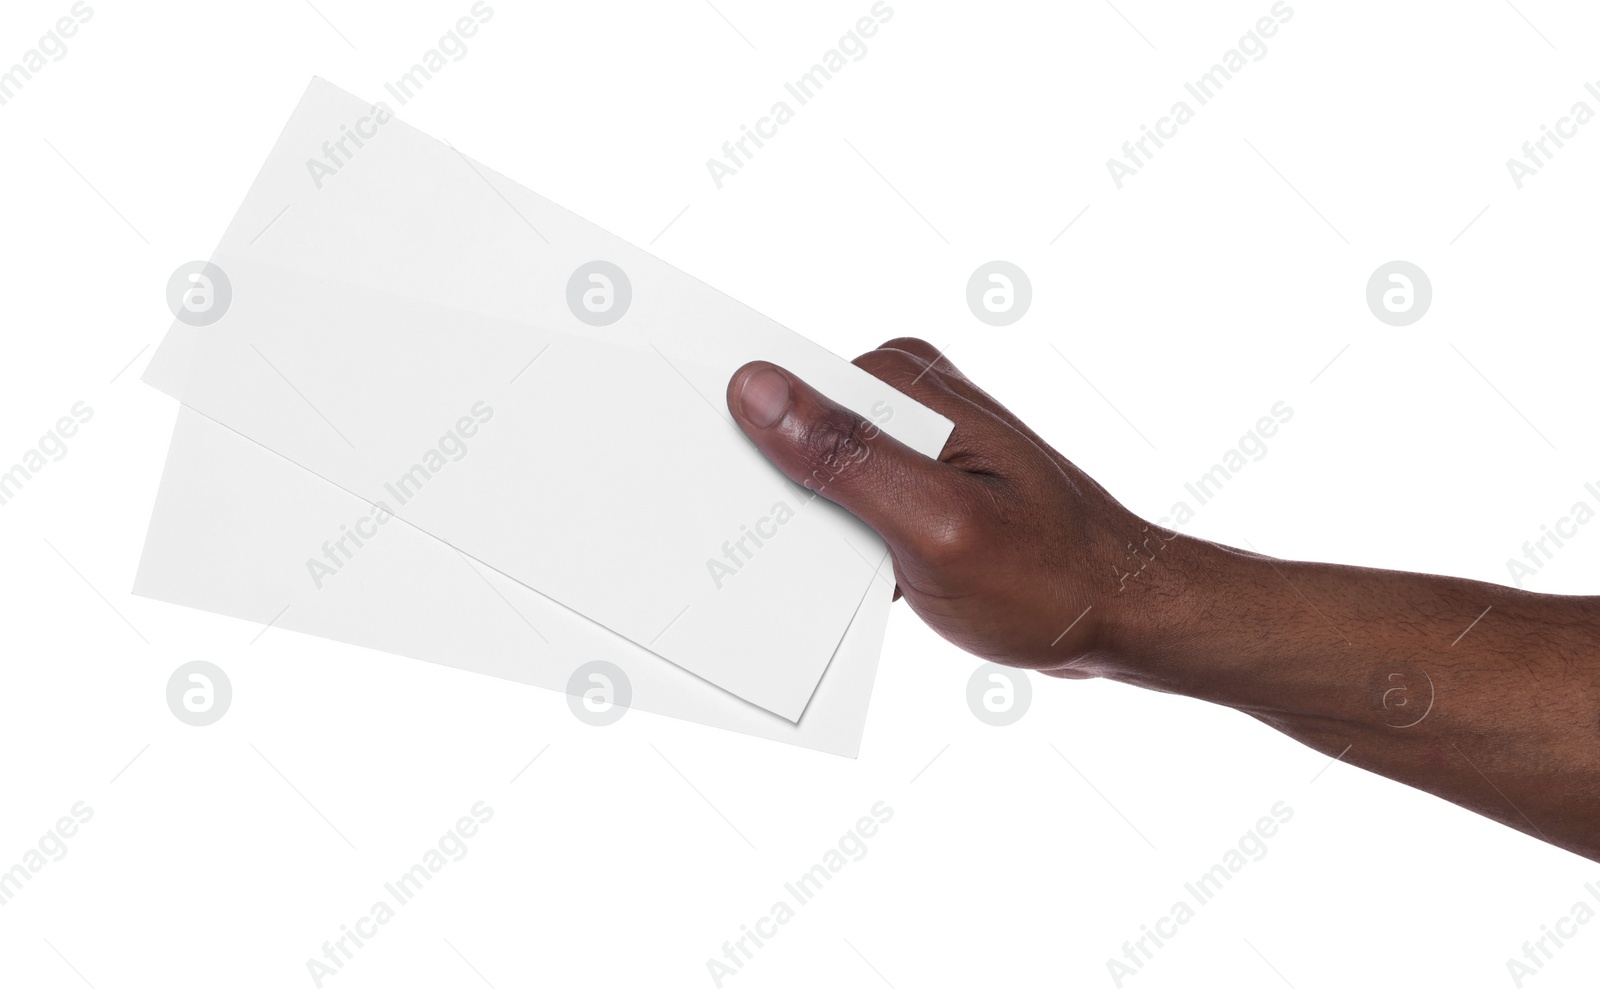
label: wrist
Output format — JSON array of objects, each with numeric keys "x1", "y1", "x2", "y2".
[{"x1": 1094, "y1": 529, "x2": 1255, "y2": 683}]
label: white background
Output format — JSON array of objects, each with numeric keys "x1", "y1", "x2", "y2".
[{"x1": 2, "y1": 0, "x2": 1599, "y2": 986}]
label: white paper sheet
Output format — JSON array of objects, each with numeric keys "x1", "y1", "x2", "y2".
[
  {"x1": 143, "y1": 78, "x2": 951, "y2": 720},
  {"x1": 135, "y1": 408, "x2": 896, "y2": 757}
]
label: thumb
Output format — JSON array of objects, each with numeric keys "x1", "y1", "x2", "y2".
[{"x1": 726, "y1": 361, "x2": 958, "y2": 552}]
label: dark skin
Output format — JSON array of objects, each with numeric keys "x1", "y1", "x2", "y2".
[{"x1": 727, "y1": 338, "x2": 1600, "y2": 862}]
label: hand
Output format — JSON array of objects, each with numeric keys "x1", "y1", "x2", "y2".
[
  {"x1": 726, "y1": 337, "x2": 1168, "y2": 677},
  {"x1": 729, "y1": 339, "x2": 1600, "y2": 862}
]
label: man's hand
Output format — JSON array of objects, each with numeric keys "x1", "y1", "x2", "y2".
[
  {"x1": 727, "y1": 337, "x2": 1600, "y2": 863},
  {"x1": 726, "y1": 338, "x2": 1154, "y2": 677}
]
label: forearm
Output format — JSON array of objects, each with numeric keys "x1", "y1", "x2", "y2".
[{"x1": 1108, "y1": 534, "x2": 1600, "y2": 860}]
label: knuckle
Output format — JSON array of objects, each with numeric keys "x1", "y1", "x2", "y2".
[
  {"x1": 797, "y1": 405, "x2": 875, "y2": 493},
  {"x1": 876, "y1": 336, "x2": 940, "y2": 361},
  {"x1": 913, "y1": 499, "x2": 985, "y2": 569}
]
